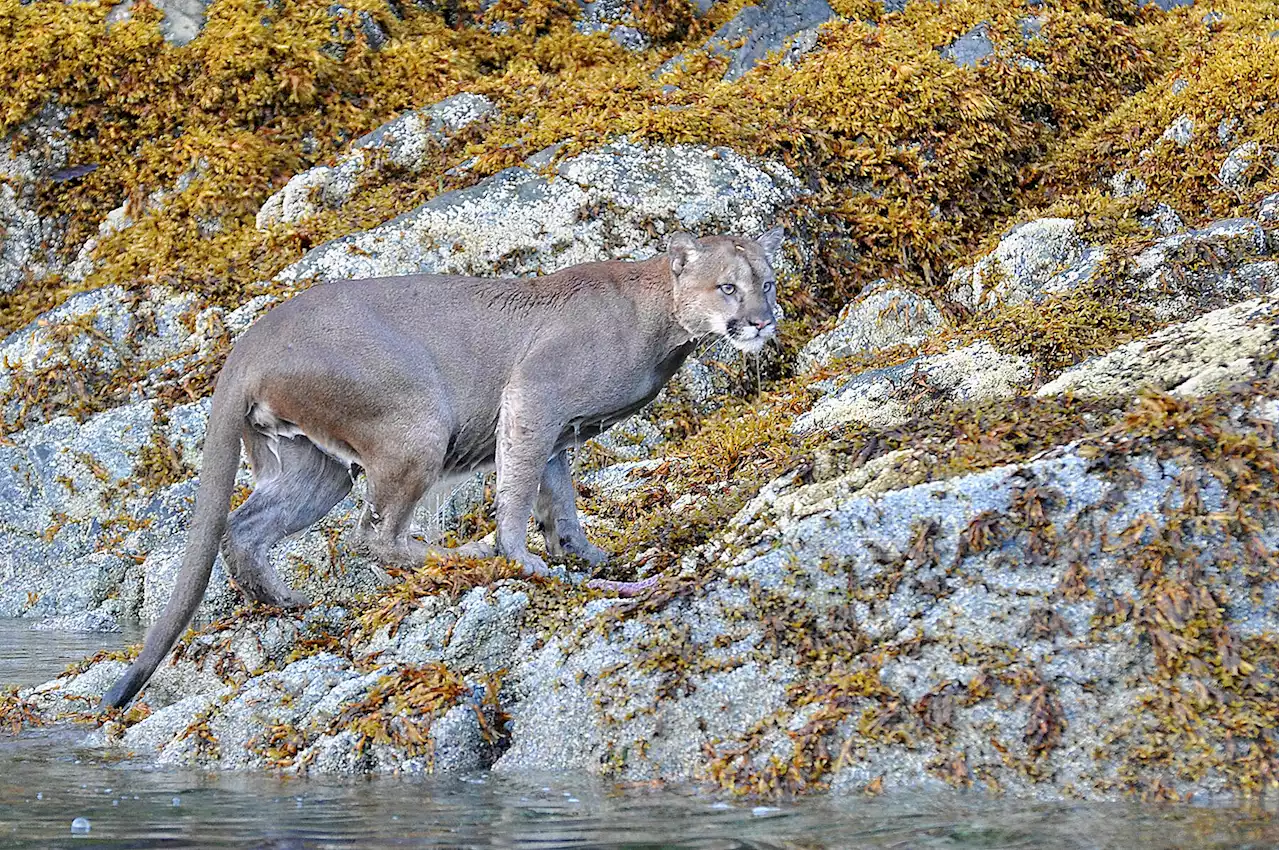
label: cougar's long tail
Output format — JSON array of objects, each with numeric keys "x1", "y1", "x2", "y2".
[{"x1": 100, "y1": 372, "x2": 246, "y2": 710}]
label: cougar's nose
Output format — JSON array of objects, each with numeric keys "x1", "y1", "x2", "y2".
[{"x1": 751, "y1": 318, "x2": 774, "y2": 330}]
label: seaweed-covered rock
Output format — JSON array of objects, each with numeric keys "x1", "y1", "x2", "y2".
[
  {"x1": 794, "y1": 342, "x2": 1033, "y2": 433},
  {"x1": 948, "y1": 219, "x2": 1104, "y2": 312},
  {"x1": 796, "y1": 285, "x2": 943, "y2": 373},
  {"x1": 574, "y1": 0, "x2": 652, "y2": 51},
  {"x1": 0, "y1": 105, "x2": 72, "y2": 295},
  {"x1": 1037, "y1": 290, "x2": 1278, "y2": 400},
  {"x1": 0, "y1": 285, "x2": 198, "y2": 431},
  {"x1": 257, "y1": 94, "x2": 498, "y2": 228},
  {"x1": 658, "y1": 0, "x2": 836, "y2": 81},
  {"x1": 1128, "y1": 217, "x2": 1273, "y2": 321}
]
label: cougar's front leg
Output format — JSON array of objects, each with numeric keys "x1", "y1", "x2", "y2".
[
  {"x1": 536, "y1": 450, "x2": 608, "y2": 565},
  {"x1": 494, "y1": 389, "x2": 559, "y2": 578}
]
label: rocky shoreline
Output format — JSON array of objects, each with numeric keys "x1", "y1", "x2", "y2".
[{"x1": 1, "y1": 0, "x2": 1276, "y2": 805}]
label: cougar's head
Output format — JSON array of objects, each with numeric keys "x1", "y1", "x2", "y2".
[{"x1": 668, "y1": 228, "x2": 784, "y2": 354}]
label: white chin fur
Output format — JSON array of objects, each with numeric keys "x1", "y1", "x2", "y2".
[{"x1": 729, "y1": 334, "x2": 769, "y2": 354}]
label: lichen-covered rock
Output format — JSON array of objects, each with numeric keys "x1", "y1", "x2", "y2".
[
  {"x1": 1037, "y1": 290, "x2": 1278, "y2": 400},
  {"x1": 948, "y1": 219, "x2": 1104, "y2": 312},
  {"x1": 257, "y1": 93, "x2": 498, "y2": 228},
  {"x1": 796, "y1": 285, "x2": 943, "y2": 373},
  {"x1": 793, "y1": 342, "x2": 1033, "y2": 433},
  {"x1": 276, "y1": 139, "x2": 798, "y2": 284}
]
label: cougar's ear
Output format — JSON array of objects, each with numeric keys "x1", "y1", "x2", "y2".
[
  {"x1": 668, "y1": 232, "x2": 698, "y2": 276},
  {"x1": 756, "y1": 226, "x2": 785, "y2": 262}
]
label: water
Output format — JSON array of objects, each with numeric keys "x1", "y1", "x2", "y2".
[
  {"x1": 0, "y1": 619, "x2": 143, "y2": 688},
  {"x1": 2, "y1": 620, "x2": 1276, "y2": 849}
]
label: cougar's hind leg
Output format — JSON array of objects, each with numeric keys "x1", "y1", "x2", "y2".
[
  {"x1": 223, "y1": 431, "x2": 353, "y2": 607},
  {"x1": 535, "y1": 450, "x2": 608, "y2": 566},
  {"x1": 358, "y1": 433, "x2": 449, "y2": 568}
]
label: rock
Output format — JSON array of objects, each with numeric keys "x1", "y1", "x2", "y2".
[
  {"x1": 30, "y1": 610, "x2": 120, "y2": 633},
  {"x1": 352, "y1": 93, "x2": 497, "y2": 163},
  {"x1": 444, "y1": 587, "x2": 529, "y2": 673},
  {"x1": 16, "y1": 400, "x2": 156, "y2": 520},
  {"x1": 275, "y1": 139, "x2": 798, "y2": 284},
  {"x1": 496, "y1": 639, "x2": 794, "y2": 777},
  {"x1": 1138, "y1": 202, "x2": 1184, "y2": 235},
  {"x1": 658, "y1": 0, "x2": 836, "y2": 82},
  {"x1": 138, "y1": 541, "x2": 237, "y2": 627},
  {"x1": 257, "y1": 93, "x2": 498, "y2": 229},
  {"x1": 574, "y1": 0, "x2": 652, "y2": 50},
  {"x1": 580, "y1": 459, "x2": 665, "y2": 501},
  {"x1": 1108, "y1": 169, "x2": 1147, "y2": 197},
  {"x1": 1218, "y1": 117, "x2": 1241, "y2": 146},
  {"x1": 731, "y1": 447, "x2": 935, "y2": 535},
  {"x1": 1259, "y1": 192, "x2": 1278, "y2": 225},
  {"x1": 1217, "y1": 141, "x2": 1261, "y2": 188},
  {"x1": 1139, "y1": 0, "x2": 1194, "y2": 11},
  {"x1": 321, "y1": 4, "x2": 391, "y2": 59},
  {"x1": 0, "y1": 105, "x2": 72, "y2": 295},
  {"x1": 724, "y1": 0, "x2": 836, "y2": 81},
  {"x1": 1036, "y1": 290, "x2": 1277, "y2": 400},
  {"x1": 1129, "y1": 217, "x2": 1272, "y2": 321},
  {"x1": 793, "y1": 341, "x2": 1034, "y2": 433},
  {"x1": 940, "y1": 23, "x2": 995, "y2": 68},
  {"x1": 105, "y1": 0, "x2": 210, "y2": 46},
  {"x1": 587, "y1": 415, "x2": 665, "y2": 461},
  {"x1": 948, "y1": 219, "x2": 1103, "y2": 312},
  {"x1": 22, "y1": 657, "x2": 128, "y2": 718},
  {"x1": 1159, "y1": 114, "x2": 1195, "y2": 147},
  {"x1": 796, "y1": 285, "x2": 944, "y2": 373},
  {"x1": 608, "y1": 26, "x2": 650, "y2": 51}
]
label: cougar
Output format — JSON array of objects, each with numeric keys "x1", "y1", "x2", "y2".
[{"x1": 100, "y1": 228, "x2": 783, "y2": 708}]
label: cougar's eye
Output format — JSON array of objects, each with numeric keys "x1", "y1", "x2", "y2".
[
  {"x1": 718, "y1": 283, "x2": 737, "y2": 296},
  {"x1": 763, "y1": 278, "x2": 776, "y2": 292}
]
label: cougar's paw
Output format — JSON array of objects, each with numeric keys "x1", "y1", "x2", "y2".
[
  {"x1": 511, "y1": 551, "x2": 553, "y2": 579},
  {"x1": 241, "y1": 583, "x2": 310, "y2": 610},
  {"x1": 457, "y1": 539, "x2": 498, "y2": 559},
  {"x1": 561, "y1": 537, "x2": 609, "y2": 566},
  {"x1": 585, "y1": 576, "x2": 658, "y2": 597}
]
